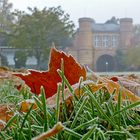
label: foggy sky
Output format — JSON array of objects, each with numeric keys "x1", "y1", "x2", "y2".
[{"x1": 9, "y1": 0, "x2": 140, "y2": 26}]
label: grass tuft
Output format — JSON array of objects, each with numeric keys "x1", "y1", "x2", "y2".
[{"x1": 0, "y1": 71, "x2": 140, "y2": 139}]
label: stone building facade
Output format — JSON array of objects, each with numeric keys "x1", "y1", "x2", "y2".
[{"x1": 65, "y1": 17, "x2": 133, "y2": 72}]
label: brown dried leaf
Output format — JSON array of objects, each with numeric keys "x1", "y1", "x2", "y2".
[
  {"x1": 90, "y1": 71, "x2": 140, "y2": 102},
  {"x1": 0, "y1": 104, "x2": 14, "y2": 129},
  {"x1": 32, "y1": 122, "x2": 64, "y2": 140},
  {"x1": 46, "y1": 80, "x2": 105, "y2": 107}
]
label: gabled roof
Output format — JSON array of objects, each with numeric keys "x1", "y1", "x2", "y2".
[{"x1": 92, "y1": 23, "x2": 120, "y2": 33}]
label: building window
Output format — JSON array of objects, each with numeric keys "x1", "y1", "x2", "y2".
[
  {"x1": 112, "y1": 35, "x2": 118, "y2": 47},
  {"x1": 103, "y1": 35, "x2": 110, "y2": 47},
  {"x1": 94, "y1": 35, "x2": 102, "y2": 47}
]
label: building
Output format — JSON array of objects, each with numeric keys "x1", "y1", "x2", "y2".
[{"x1": 66, "y1": 17, "x2": 133, "y2": 72}]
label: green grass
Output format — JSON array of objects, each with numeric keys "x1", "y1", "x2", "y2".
[{"x1": 0, "y1": 71, "x2": 140, "y2": 140}]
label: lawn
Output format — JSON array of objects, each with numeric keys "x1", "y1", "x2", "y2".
[{"x1": 0, "y1": 71, "x2": 140, "y2": 140}]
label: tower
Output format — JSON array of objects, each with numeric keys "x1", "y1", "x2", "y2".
[
  {"x1": 76, "y1": 17, "x2": 94, "y2": 68},
  {"x1": 120, "y1": 18, "x2": 133, "y2": 48}
]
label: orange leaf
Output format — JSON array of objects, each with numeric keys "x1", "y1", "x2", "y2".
[
  {"x1": 0, "y1": 104, "x2": 14, "y2": 123},
  {"x1": 18, "y1": 99, "x2": 37, "y2": 113},
  {"x1": 46, "y1": 80, "x2": 105, "y2": 107},
  {"x1": 103, "y1": 77, "x2": 140, "y2": 102},
  {"x1": 89, "y1": 71, "x2": 140, "y2": 102},
  {"x1": 14, "y1": 48, "x2": 86, "y2": 98}
]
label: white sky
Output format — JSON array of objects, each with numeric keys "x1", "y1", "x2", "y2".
[{"x1": 9, "y1": 0, "x2": 140, "y2": 27}]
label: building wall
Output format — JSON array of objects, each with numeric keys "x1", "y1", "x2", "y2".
[{"x1": 92, "y1": 32, "x2": 120, "y2": 71}]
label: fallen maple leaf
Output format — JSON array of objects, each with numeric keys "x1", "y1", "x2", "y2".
[
  {"x1": 110, "y1": 76, "x2": 140, "y2": 98},
  {"x1": 14, "y1": 48, "x2": 86, "y2": 98},
  {"x1": 46, "y1": 80, "x2": 105, "y2": 108},
  {"x1": 104, "y1": 78, "x2": 140, "y2": 101},
  {"x1": 90, "y1": 71, "x2": 140, "y2": 102}
]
